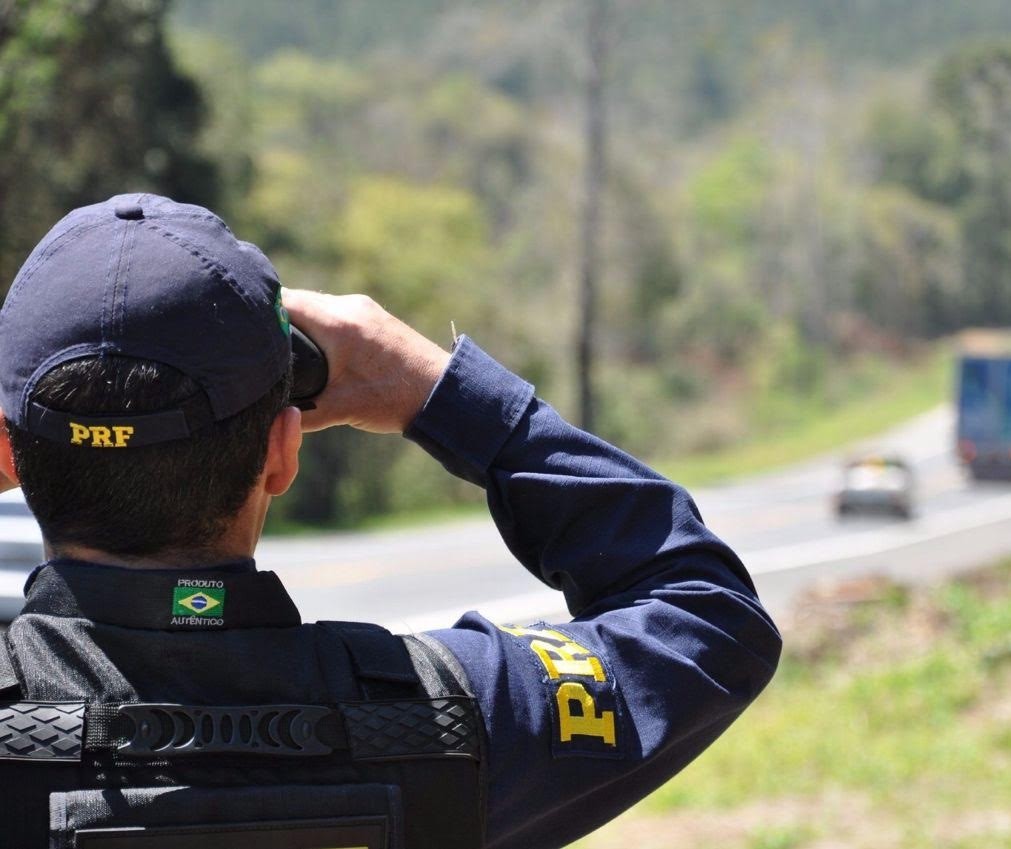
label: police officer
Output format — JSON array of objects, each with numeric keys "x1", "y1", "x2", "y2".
[{"x1": 0, "y1": 195, "x2": 781, "y2": 848}]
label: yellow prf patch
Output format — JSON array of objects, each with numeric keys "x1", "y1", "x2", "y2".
[
  {"x1": 498, "y1": 623, "x2": 620, "y2": 756},
  {"x1": 69, "y1": 422, "x2": 134, "y2": 447}
]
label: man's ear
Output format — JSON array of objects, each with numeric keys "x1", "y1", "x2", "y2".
[
  {"x1": 0, "y1": 413, "x2": 20, "y2": 493},
  {"x1": 263, "y1": 406, "x2": 301, "y2": 497}
]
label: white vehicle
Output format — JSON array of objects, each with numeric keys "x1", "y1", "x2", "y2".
[
  {"x1": 0, "y1": 488, "x2": 44, "y2": 622},
  {"x1": 834, "y1": 454, "x2": 915, "y2": 520}
]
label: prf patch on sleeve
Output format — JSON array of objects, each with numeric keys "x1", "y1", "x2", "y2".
[{"x1": 497, "y1": 622, "x2": 626, "y2": 759}]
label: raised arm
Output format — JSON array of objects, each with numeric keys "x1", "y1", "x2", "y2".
[
  {"x1": 282, "y1": 289, "x2": 782, "y2": 849},
  {"x1": 407, "y1": 335, "x2": 780, "y2": 848}
]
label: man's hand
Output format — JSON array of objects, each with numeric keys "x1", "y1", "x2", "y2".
[{"x1": 281, "y1": 289, "x2": 451, "y2": 434}]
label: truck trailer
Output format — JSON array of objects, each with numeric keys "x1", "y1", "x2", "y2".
[{"x1": 956, "y1": 330, "x2": 1011, "y2": 480}]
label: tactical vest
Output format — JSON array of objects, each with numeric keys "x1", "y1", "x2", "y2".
[{"x1": 0, "y1": 622, "x2": 486, "y2": 849}]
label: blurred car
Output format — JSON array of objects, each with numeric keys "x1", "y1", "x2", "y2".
[
  {"x1": 834, "y1": 455, "x2": 914, "y2": 520},
  {"x1": 0, "y1": 488, "x2": 43, "y2": 622}
]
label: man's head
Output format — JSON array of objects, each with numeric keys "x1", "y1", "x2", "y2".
[{"x1": 0, "y1": 194, "x2": 302, "y2": 564}]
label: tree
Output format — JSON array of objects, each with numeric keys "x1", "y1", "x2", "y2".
[
  {"x1": 335, "y1": 176, "x2": 490, "y2": 331},
  {"x1": 0, "y1": 0, "x2": 219, "y2": 292},
  {"x1": 855, "y1": 187, "x2": 962, "y2": 337},
  {"x1": 577, "y1": 0, "x2": 608, "y2": 432},
  {"x1": 933, "y1": 42, "x2": 1011, "y2": 324},
  {"x1": 282, "y1": 175, "x2": 492, "y2": 526},
  {"x1": 864, "y1": 97, "x2": 969, "y2": 206}
]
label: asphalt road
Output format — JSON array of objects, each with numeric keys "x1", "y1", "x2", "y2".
[
  {"x1": 2, "y1": 405, "x2": 1006, "y2": 626},
  {"x1": 256, "y1": 405, "x2": 1011, "y2": 632}
]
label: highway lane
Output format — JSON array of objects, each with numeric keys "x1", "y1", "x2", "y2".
[
  {"x1": 2, "y1": 404, "x2": 1006, "y2": 627},
  {"x1": 257, "y1": 405, "x2": 1011, "y2": 631}
]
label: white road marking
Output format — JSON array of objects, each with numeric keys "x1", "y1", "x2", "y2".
[{"x1": 746, "y1": 489, "x2": 1011, "y2": 573}]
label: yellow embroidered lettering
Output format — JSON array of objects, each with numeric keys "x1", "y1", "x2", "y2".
[
  {"x1": 530, "y1": 640, "x2": 606, "y2": 681},
  {"x1": 68, "y1": 423, "x2": 136, "y2": 447},
  {"x1": 69, "y1": 422, "x2": 91, "y2": 445},
  {"x1": 90, "y1": 426, "x2": 113, "y2": 447},
  {"x1": 555, "y1": 682, "x2": 616, "y2": 746}
]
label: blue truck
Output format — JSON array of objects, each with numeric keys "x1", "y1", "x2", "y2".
[{"x1": 956, "y1": 331, "x2": 1011, "y2": 479}]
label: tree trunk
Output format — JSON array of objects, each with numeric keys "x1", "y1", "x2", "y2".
[{"x1": 577, "y1": 0, "x2": 607, "y2": 432}]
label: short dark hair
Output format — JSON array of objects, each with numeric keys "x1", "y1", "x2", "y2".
[{"x1": 6, "y1": 356, "x2": 291, "y2": 560}]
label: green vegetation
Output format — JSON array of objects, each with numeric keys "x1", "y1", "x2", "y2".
[
  {"x1": 0, "y1": 0, "x2": 218, "y2": 290},
  {"x1": 6, "y1": 2, "x2": 1011, "y2": 528},
  {"x1": 660, "y1": 346, "x2": 951, "y2": 487},
  {"x1": 575, "y1": 560, "x2": 1011, "y2": 849}
]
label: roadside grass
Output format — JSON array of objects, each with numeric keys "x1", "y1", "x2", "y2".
[
  {"x1": 657, "y1": 347, "x2": 952, "y2": 488},
  {"x1": 573, "y1": 560, "x2": 1011, "y2": 849}
]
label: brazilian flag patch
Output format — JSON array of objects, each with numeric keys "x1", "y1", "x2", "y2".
[{"x1": 172, "y1": 587, "x2": 226, "y2": 617}]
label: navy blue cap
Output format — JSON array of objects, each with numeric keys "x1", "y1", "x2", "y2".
[{"x1": 0, "y1": 193, "x2": 292, "y2": 447}]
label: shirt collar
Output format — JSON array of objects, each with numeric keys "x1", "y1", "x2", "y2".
[{"x1": 21, "y1": 558, "x2": 301, "y2": 631}]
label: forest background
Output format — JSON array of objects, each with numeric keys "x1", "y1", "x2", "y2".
[{"x1": 5, "y1": 0, "x2": 1011, "y2": 529}]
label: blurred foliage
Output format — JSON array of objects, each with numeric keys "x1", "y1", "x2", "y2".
[
  {"x1": 933, "y1": 43, "x2": 1011, "y2": 325},
  {"x1": 659, "y1": 347, "x2": 951, "y2": 488},
  {"x1": 0, "y1": 0, "x2": 218, "y2": 287},
  {"x1": 335, "y1": 176, "x2": 490, "y2": 331},
  {"x1": 854, "y1": 187, "x2": 962, "y2": 337},
  {"x1": 173, "y1": 0, "x2": 1011, "y2": 138},
  {"x1": 863, "y1": 98, "x2": 968, "y2": 206},
  {"x1": 9, "y1": 2, "x2": 1011, "y2": 526}
]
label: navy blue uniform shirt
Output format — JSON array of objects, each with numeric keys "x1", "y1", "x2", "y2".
[
  {"x1": 407, "y1": 337, "x2": 781, "y2": 848},
  {"x1": 7, "y1": 336, "x2": 781, "y2": 849}
]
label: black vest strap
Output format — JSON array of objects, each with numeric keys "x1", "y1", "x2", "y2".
[
  {"x1": 341, "y1": 696, "x2": 480, "y2": 762},
  {"x1": 403, "y1": 633, "x2": 475, "y2": 697},
  {"x1": 83, "y1": 702, "x2": 349, "y2": 758},
  {"x1": 0, "y1": 697, "x2": 481, "y2": 764},
  {"x1": 0, "y1": 631, "x2": 21, "y2": 698}
]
